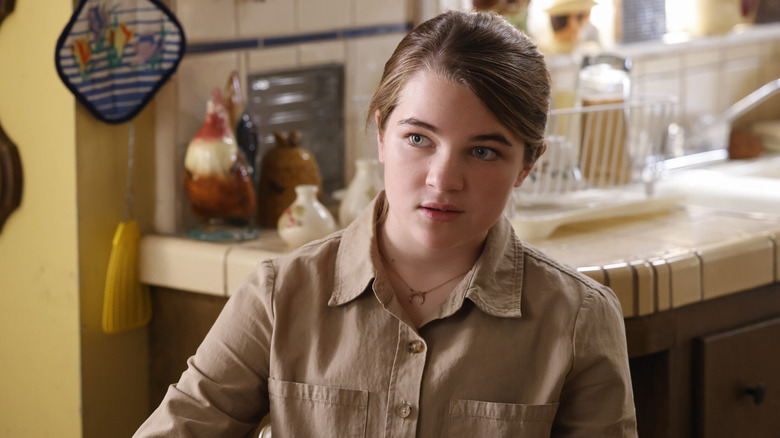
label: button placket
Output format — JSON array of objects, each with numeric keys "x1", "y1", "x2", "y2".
[{"x1": 385, "y1": 324, "x2": 427, "y2": 434}]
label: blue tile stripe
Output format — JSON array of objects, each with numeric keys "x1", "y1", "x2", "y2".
[{"x1": 186, "y1": 22, "x2": 413, "y2": 55}]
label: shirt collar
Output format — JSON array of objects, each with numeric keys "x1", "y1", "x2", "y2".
[
  {"x1": 329, "y1": 193, "x2": 385, "y2": 307},
  {"x1": 460, "y1": 214, "x2": 524, "y2": 318},
  {"x1": 329, "y1": 192, "x2": 524, "y2": 318}
]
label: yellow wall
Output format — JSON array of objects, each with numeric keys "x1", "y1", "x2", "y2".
[
  {"x1": 0, "y1": 2, "x2": 154, "y2": 437},
  {"x1": 76, "y1": 104, "x2": 154, "y2": 437},
  {"x1": 0, "y1": 2, "x2": 81, "y2": 436}
]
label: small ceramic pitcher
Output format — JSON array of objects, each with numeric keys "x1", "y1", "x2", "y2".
[
  {"x1": 256, "y1": 131, "x2": 322, "y2": 227},
  {"x1": 278, "y1": 185, "x2": 336, "y2": 249},
  {"x1": 339, "y1": 158, "x2": 384, "y2": 227}
]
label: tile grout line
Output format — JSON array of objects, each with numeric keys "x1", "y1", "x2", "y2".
[{"x1": 186, "y1": 22, "x2": 413, "y2": 55}]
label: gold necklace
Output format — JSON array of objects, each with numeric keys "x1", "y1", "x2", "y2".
[{"x1": 381, "y1": 255, "x2": 470, "y2": 305}]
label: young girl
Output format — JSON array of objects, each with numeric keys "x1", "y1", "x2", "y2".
[{"x1": 136, "y1": 10, "x2": 636, "y2": 437}]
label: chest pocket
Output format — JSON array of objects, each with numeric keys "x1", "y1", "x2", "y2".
[
  {"x1": 448, "y1": 399, "x2": 559, "y2": 438},
  {"x1": 268, "y1": 378, "x2": 368, "y2": 437}
]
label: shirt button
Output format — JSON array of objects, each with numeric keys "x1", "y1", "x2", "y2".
[
  {"x1": 397, "y1": 403, "x2": 412, "y2": 419},
  {"x1": 407, "y1": 340, "x2": 424, "y2": 354}
]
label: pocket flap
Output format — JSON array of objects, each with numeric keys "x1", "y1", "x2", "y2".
[
  {"x1": 268, "y1": 378, "x2": 368, "y2": 408},
  {"x1": 450, "y1": 399, "x2": 559, "y2": 422}
]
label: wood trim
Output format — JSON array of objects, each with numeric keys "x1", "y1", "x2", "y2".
[
  {"x1": 0, "y1": 0, "x2": 15, "y2": 26},
  {"x1": 0, "y1": 1, "x2": 22, "y2": 233},
  {"x1": 0, "y1": 123, "x2": 23, "y2": 233},
  {"x1": 625, "y1": 283, "x2": 780, "y2": 358}
]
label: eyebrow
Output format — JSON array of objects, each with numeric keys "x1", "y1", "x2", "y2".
[
  {"x1": 398, "y1": 117, "x2": 514, "y2": 147},
  {"x1": 398, "y1": 118, "x2": 438, "y2": 132},
  {"x1": 470, "y1": 134, "x2": 513, "y2": 147}
]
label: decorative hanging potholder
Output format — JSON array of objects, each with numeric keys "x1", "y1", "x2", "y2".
[{"x1": 55, "y1": 0, "x2": 185, "y2": 124}]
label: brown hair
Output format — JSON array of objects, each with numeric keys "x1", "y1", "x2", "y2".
[{"x1": 367, "y1": 10, "x2": 551, "y2": 164}]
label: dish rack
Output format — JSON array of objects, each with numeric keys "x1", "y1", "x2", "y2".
[{"x1": 508, "y1": 95, "x2": 680, "y2": 239}]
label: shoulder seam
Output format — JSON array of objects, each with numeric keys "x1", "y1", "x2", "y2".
[{"x1": 522, "y1": 243, "x2": 606, "y2": 294}]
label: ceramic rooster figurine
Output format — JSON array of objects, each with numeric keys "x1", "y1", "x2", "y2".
[{"x1": 183, "y1": 89, "x2": 256, "y2": 225}]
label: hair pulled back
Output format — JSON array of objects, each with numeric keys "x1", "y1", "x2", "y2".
[{"x1": 368, "y1": 10, "x2": 551, "y2": 164}]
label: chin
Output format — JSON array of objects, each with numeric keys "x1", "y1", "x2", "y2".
[{"x1": 413, "y1": 228, "x2": 481, "y2": 252}]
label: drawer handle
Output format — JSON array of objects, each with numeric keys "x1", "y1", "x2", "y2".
[{"x1": 744, "y1": 384, "x2": 766, "y2": 405}]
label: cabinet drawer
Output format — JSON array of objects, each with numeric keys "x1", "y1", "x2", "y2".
[{"x1": 696, "y1": 316, "x2": 780, "y2": 438}]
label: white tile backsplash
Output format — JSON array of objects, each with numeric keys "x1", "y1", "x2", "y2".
[
  {"x1": 685, "y1": 48, "x2": 720, "y2": 68},
  {"x1": 759, "y1": 63, "x2": 780, "y2": 121},
  {"x1": 345, "y1": 116, "x2": 380, "y2": 183},
  {"x1": 298, "y1": 41, "x2": 347, "y2": 66},
  {"x1": 354, "y1": 0, "x2": 409, "y2": 26},
  {"x1": 635, "y1": 55, "x2": 682, "y2": 76},
  {"x1": 246, "y1": 47, "x2": 298, "y2": 74},
  {"x1": 237, "y1": 0, "x2": 296, "y2": 38},
  {"x1": 344, "y1": 91, "x2": 380, "y2": 182},
  {"x1": 634, "y1": 74, "x2": 682, "y2": 108},
  {"x1": 176, "y1": 0, "x2": 237, "y2": 42},
  {"x1": 684, "y1": 67, "x2": 720, "y2": 127},
  {"x1": 723, "y1": 57, "x2": 762, "y2": 110},
  {"x1": 725, "y1": 42, "x2": 763, "y2": 61},
  {"x1": 347, "y1": 34, "x2": 403, "y2": 97},
  {"x1": 297, "y1": 0, "x2": 352, "y2": 32}
]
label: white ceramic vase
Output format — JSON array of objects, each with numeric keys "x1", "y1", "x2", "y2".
[
  {"x1": 278, "y1": 184, "x2": 336, "y2": 249},
  {"x1": 339, "y1": 158, "x2": 384, "y2": 227}
]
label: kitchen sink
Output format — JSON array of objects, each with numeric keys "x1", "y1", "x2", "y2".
[
  {"x1": 707, "y1": 154, "x2": 780, "y2": 179},
  {"x1": 656, "y1": 153, "x2": 780, "y2": 215}
]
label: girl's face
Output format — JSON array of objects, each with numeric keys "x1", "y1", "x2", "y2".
[{"x1": 377, "y1": 71, "x2": 535, "y2": 254}]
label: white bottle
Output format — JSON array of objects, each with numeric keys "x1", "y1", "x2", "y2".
[
  {"x1": 278, "y1": 185, "x2": 337, "y2": 249},
  {"x1": 339, "y1": 158, "x2": 384, "y2": 227}
]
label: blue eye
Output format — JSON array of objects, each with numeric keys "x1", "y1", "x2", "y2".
[
  {"x1": 408, "y1": 134, "x2": 426, "y2": 146},
  {"x1": 472, "y1": 146, "x2": 498, "y2": 161}
]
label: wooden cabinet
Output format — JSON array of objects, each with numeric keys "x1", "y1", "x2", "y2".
[
  {"x1": 148, "y1": 288, "x2": 227, "y2": 409},
  {"x1": 696, "y1": 317, "x2": 780, "y2": 437},
  {"x1": 627, "y1": 283, "x2": 780, "y2": 438}
]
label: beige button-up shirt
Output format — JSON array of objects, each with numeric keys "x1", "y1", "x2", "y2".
[{"x1": 136, "y1": 193, "x2": 637, "y2": 437}]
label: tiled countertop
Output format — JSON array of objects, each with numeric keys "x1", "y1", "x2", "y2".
[{"x1": 140, "y1": 204, "x2": 780, "y2": 318}]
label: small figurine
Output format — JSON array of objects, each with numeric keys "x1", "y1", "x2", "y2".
[
  {"x1": 541, "y1": 0, "x2": 598, "y2": 55},
  {"x1": 183, "y1": 89, "x2": 256, "y2": 229},
  {"x1": 472, "y1": 0, "x2": 530, "y2": 33}
]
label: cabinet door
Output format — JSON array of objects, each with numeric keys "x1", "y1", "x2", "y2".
[{"x1": 696, "y1": 316, "x2": 780, "y2": 438}]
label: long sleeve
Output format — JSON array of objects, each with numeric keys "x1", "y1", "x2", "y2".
[
  {"x1": 134, "y1": 260, "x2": 276, "y2": 438},
  {"x1": 551, "y1": 287, "x2": 638, "y2": 437}
]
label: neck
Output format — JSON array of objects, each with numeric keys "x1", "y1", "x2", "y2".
[{"x1": 378, "y1": 210, "x2": 484, "y2": 279}]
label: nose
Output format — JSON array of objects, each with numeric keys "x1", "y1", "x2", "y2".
[{"x1": 425, "y1": 149, "x2": 464, "y2": 192}]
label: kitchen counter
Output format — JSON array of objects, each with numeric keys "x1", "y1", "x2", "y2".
[{"x1": 140, "y1": 202, "x2": 780, "y2": 318}]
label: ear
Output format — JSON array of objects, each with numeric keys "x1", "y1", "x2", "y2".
[
  {"x1": 375, "y1": 109, "x2": 386, "y2": 164},
  {"x1": 514, "y1": 143, "x2": 546, "y2": 187}
]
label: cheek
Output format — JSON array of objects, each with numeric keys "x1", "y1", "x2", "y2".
[
  {"x1": 384, "y1": 142, "x2": 417, "y2": 175},
  {"x1": 472, "y1": 171, "x2": 517, "y2": 208}
]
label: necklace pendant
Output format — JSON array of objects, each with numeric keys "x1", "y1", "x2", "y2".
[{"x1": 409, "y1": 290, "x2": 426, "y2": 304}]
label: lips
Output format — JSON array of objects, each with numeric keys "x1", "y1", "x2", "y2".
[{"x1": 419, "y1": 202, "x2": 463, "y2": 222}]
